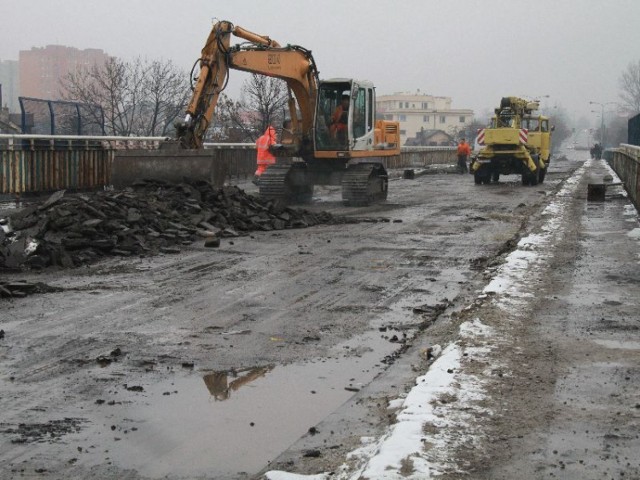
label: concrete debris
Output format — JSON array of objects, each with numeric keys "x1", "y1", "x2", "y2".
[
  {"x1": 0, "y1": 179, "x2": 342, "y2": 271},
  {"x1": 0, "y1": 280, "x2": 62, "y2": 298}
]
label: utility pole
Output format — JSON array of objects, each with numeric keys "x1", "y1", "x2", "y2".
[{"x1": 589, "y1": 101, "x2": 617, "y2": 147}]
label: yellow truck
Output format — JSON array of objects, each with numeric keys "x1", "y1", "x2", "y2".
[{"x1": 471, "y1": 97, "x2": 552, "y2": 185}]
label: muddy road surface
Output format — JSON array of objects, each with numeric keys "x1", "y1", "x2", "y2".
[{"x1": 3, "y1": 152, "x2": 635, "y2": 479}]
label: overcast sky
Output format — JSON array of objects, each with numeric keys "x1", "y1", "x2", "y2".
[{"x1": 2, "y1": 0, "x2": 639, "y2": 123}]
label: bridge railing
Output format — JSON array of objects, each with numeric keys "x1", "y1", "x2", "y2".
[
  {"x1": 608, "y1": 144, "x2": 640, "y2": 209},
  {"x1": 0, "y1": 135, "x2": 456, "y2": 194}
]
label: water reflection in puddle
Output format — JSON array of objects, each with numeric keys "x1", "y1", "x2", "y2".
[
  {"x1": 76, "y1": 334, "x2": 395, "y2": 478},
  {"x1": 203, "y1": 365, "x2": 274, "y2": 401},
  {"x1": 68, "y1": 278, "x2": 445, "y2": 477}
]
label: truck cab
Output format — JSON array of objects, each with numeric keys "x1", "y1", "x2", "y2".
[{"x1": 521, "y1": 116, "x2": 552, "y2": 162}]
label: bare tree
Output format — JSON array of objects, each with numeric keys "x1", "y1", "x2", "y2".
[
  {"x1": 206, "y1": 93, "x2": 251, "y2": 142},
  {"x1": 61, "y1": 57, "x2": 190, "y2": 136},
  {"x1": 137, "y1": 59, "x2": 191, "y2": 136},
  {"x1": 240, "y1": 74, "x2": 289, "y2": 140},
  {"x1": 619, "y1": 60, "x2": 640, "y2": 114},
  {"x1": 604, "y1": 114, "x2": 629, "y2": 147}
]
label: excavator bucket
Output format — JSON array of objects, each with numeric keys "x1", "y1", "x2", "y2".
[{"x1": 112, "y1": 145, "x2": 229, "y2": 189}]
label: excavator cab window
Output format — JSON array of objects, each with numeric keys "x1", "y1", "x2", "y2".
[
  {"x1": 353, "y1": 88, "x2": 366, "y2": 138},
  {"x1": 315, "y1": 82, "x2": 352, "y2": 150}
]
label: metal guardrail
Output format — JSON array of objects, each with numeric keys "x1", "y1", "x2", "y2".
[
  {"x1": 0, "y1": 134, "x2": 168, "y2": 150},
  {"x1": 608, "y1": 144, "x2": 640, "y2": 209}
]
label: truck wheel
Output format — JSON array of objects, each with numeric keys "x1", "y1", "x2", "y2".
[
  {"x1": 539, "y1": 167, "x2": 547, "y2": 184},
  {"x1": 522, "y1": 172, "x2": 536, "y2": 186},
  {"x1": 491, "y1": 172, "x2": 500, "y2": 183},
  {"x1": 527, "y1": 155, "x2": 540, "y2": 186}
]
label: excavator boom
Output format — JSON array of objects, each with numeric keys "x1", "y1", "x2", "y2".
[{"x1": 177, "y1": 20, "x2": 318, "y2": 150}]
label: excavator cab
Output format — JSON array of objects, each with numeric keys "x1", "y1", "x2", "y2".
[{"x1": 314, "y1": 79, "x2": 376, "y2": 152}]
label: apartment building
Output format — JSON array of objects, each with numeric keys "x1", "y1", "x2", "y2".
[
  {"x1": 376, "y1": 90, "x2": 474, "y2": 145},
  {"x1": 19, "y1": 45, "x2": 110, "y2": 100}
]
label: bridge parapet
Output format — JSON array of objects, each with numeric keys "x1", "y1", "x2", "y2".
[
  {"x1": 608, "y1": 144, "x2": 640, "y2": 209},
  {"x1": 0, "y1": 135, "x2": 456, "y2": 194}
]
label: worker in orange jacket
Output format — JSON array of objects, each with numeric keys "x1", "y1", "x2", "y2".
[
  {"x1": 330, "y1": 95, "x2": 350, "y2": 145},
  {"x1": 456, "y1": 138, "x2": 471, "y2": 174},
  {"x1": 254, "y1": 125, "x2": 277, "y2": 183}
]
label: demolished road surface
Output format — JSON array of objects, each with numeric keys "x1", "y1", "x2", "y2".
[{"x1": 1, "y1": 153, "x2": 639, "y2": 479}]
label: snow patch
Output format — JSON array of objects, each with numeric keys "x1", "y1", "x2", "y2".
[
  {"x1": 265, "y1": 473, "x2": 329, "y2": 480},
  {"x1": 623, "y1": 205, "x2": 638, "y2": 217},
  {"x1": 627, "y1": 228, "x2": 640, "y2": 239}
]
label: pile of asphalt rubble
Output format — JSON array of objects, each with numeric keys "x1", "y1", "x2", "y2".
[{"x1": 0, "y1": 179, "x2": 370, "y2": 279}]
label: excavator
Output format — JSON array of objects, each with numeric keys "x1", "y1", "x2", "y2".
[{"x1": 174, "y1": 20, "x2": 400, "y2": 205}]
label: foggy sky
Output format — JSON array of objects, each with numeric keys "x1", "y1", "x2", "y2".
[{"x1": 2, "y1": 0, "x2": 639, "y2": 122}]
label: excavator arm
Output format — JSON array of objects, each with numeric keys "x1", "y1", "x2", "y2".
[{"x1": 176, "y1": 20, "x2": 319, "y2": 150}]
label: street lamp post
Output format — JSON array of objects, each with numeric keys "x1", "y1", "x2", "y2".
[{"x1": 589, "y1": 101, "x2": 617, "y2": 147}]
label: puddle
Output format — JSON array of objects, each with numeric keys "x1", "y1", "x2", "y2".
[
  {"x1": 71, "y1": 329, "x2": 402, "y2": 478},
  {"x1": 1, "y1": 248, "x2": 452, "y2": 478}
]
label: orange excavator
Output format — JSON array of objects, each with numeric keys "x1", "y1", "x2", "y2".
[{"x1": 174, "y1": 20, "x2": 400, "y2": 205}]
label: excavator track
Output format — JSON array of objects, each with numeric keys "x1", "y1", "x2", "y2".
[
  {"x1": 259, "y1": 164, "x2": 292, "y2": 200},
  {"x1": 341, "y1": 163, "x2": 388, "y2": 206},
  {"x1": 259, "y1": 163, "x2": 313, "y2": 204}
]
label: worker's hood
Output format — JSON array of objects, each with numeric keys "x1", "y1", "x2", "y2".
[{"x1": 265, "y1": 126, "x2": 276, "y2": 140}]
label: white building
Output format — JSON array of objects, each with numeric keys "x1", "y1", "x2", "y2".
[{"x1": 376, "y1": 90, "x2": 474, "y2": 145}]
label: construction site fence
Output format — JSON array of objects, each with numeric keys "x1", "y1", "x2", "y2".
[
  {"x1": 608, "y1": 144, "x2": 640, "y2": 210},
  {"x1": 0, "y1": 135, "x2": 456, "y2": 194}
]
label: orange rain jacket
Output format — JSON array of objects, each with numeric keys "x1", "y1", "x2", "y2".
[
  {"x1": 457, "y1": 141, "x2": 471, "y2": 157},
  {"x1": 330, "y1": 104, "x2": 349, "y2": 137},
  {"x1": 255, "y1": 126, "x2": 277, "y2": 176}
]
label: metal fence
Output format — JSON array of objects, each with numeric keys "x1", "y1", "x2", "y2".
[
  {"x1": 1, "y1": 147, "x2": 113, "y2": 194},
  {"x1": 0, "y1": 134, "x2": 162, "y2": 194},
  {"x1": 19, "y1": 97, "x2": 105, "y2": 135}
]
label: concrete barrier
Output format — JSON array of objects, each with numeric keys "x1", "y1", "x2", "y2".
[{"x1": 608, "y1": 144, "x2": 640, "y2": 209}]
